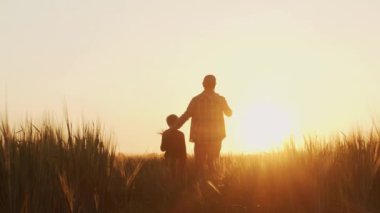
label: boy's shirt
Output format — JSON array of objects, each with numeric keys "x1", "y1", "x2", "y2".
[{"x1": 161, "y1": 129, "x2": 186, "y2": 159}]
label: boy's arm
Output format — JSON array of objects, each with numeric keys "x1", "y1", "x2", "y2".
[
  {"x1": 180, "y1": 132, "x2": 187, "y2": 155},
  {"x1": 180, "y1": 132, "x2": 186, "y2": 144},
  {"x1": 160, "y1": 134, "x2": 166, "y2": 151}
]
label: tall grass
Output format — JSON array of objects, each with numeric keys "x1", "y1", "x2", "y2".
[
  {"x1": 0, "y1": 116, "x2": 136, "y2": 212},
  {"x1": 1, "y1": 116, "x2": 380, "y2": 212}
]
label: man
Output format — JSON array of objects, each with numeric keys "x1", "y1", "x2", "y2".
[{"x1": 174, "y1": 75, "x2": 232, "y2": 173}]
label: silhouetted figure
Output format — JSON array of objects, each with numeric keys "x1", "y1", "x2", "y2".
[
  {"x1": 174, "y1": 75, "x2": 232, "y2": 176},
  {"x1": 161, "y1": 114, "x2": 187, "y2": 178}
]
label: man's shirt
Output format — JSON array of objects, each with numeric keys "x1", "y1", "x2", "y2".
[{"x1": 177, "y1": 91, "x2": 232, "y2": 143}]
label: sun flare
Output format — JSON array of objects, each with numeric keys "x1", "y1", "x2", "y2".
[{"x1": 234, "y1": 101, "x2": 299, "y2": 153}]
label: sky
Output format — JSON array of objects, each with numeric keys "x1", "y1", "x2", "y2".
[{"x1": 1, "y1": 0, "x2": 380, "y2": 153}]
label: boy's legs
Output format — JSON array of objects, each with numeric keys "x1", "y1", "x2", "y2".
[
  {"x1": 176, "y1": 157, "x2": 186, "y2": 180},
  {"x1": 165, "y1": 156, "x2": 176, "y2": 178}
]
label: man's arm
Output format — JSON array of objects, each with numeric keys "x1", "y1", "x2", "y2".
[
  {"x1": 173, "y1": 99, "x2": 194, "y2": 129},
  {"x1": 222, "y1": 97, "x2": 232, "y2": 117}
]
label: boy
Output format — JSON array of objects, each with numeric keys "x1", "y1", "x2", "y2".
[{"x1": 161, "y1": 114, "x2": 187, "y2": 178}]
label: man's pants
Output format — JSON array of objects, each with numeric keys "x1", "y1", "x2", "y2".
[{"x1": 194, "y1": 141, "x2": 222, "y2": 170}]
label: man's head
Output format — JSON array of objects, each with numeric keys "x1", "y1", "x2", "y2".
[
  {"x1": 166, "y1": 114, "x2": 179, "y2": 128},
  {"x1": 202, "y1": 75, "x2": 216, "y2": 91}
]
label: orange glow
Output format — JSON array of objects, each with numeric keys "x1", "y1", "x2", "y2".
[{"x1": 232, "y1": 101, "x2": 300, "y2": 153}]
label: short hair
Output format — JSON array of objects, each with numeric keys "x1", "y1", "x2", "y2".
[
  {"x1": 166, "y1": 114, "x2": 179, "y2": 127},
  {"x1": 202, "y1": 75, "x2": 216, "y2": 89}
]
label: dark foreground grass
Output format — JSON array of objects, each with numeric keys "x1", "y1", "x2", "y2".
[{"x1": 1, "y1": 117, "x2": 380, "y2": 212}]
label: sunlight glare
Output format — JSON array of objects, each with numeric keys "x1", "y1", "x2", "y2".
[{"x1": 235, "y1": 101, "x2": 298, "y2": 153}]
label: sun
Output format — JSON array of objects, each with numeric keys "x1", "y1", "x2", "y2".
[{"x1": 234, "y1": 101, "x2": 299, "y2": 153}]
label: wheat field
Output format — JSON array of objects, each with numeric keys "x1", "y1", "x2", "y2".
[{"x1": 0, "y1": 116, "x2": 379, "y2": 213}]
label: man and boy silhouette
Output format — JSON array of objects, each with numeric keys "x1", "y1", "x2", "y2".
[{"x1": 160, "y1": 75, "x2": 232, "y2": 177}]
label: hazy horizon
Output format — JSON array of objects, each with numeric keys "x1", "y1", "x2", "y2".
[{"x1": 1, "y1": 0, "x2": 380, "y2": 153}]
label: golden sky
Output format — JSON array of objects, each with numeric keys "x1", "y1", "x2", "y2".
[{"x1": 1, "y1": 0, "x2": 380, "y2": 153}]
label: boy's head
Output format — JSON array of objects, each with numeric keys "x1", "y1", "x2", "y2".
[{"x1": 166, "y1": 114, "x2": 179, "y2": 128}]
